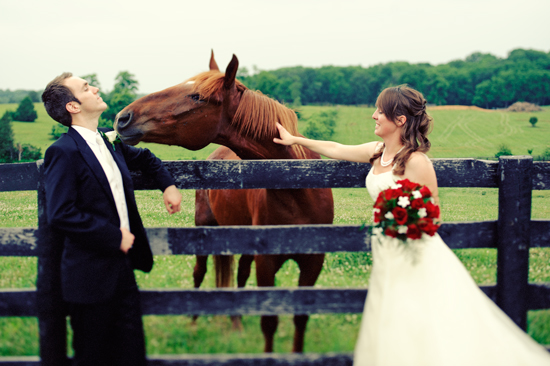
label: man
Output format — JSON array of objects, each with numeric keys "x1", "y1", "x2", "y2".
[{"x1": 41, "y1": 72, "x2": 182, "y2": 365}]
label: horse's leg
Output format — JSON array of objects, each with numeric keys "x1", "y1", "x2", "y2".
[
  {"x1": 193, "y1": 189, "x2": 218, "y2": 325},
  {"x1": 237, "y1": 255, "x2": 254, "y2": 288},
  {"x1": 255, "y1": 254, "x2": 288, "y2": 352},
  {"x1": 191, "y1": 255, "x2": 209, "y2": 325},
  {"x1": 230, "y1": 254, "x2": 255, "y2": 331},
  {"x1": 292, "y1": 253, "x2": 325, "y2": 353}
]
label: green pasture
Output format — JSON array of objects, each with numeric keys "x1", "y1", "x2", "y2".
[
  {"x1": 1, "y1": 103, "x2": 549, "y2": 161},
  {"x1": 1, "y1": 103, "x2": 550, "y2": 356}
]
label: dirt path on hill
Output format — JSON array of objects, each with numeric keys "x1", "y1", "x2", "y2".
[{"x1": 428, "y1": 105, "x2": 492, "y2": 111}]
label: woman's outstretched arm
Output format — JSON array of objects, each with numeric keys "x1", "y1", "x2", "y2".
[{"x1": 274, "y1": 123, "x2": 378, "y2": 163}]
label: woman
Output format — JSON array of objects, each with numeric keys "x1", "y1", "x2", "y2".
[{"x1": 274, "y1": 85, "x2": 550, "y2": 366}]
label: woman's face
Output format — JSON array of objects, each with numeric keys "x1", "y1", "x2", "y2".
[{"x1": 372, "y1": 108, "x2": 399, "y2": 138}]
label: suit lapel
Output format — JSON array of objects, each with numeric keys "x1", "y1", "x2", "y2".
[{"x1": 68, "y1": 128, "x2": 116, "y2": 206}]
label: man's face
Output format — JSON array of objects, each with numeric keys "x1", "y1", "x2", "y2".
[{"x1": 64, "y1": 76, "x2": 107, "y2": 116}]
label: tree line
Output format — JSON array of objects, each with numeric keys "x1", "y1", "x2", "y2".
[
  {"x1": 237, "y1": 48, "x2": 550, "y2": 109},
  {"x1": 2, "y1": 48, "x2": 548, "y2": 111}
]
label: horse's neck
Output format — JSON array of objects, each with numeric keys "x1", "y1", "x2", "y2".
[{"x1": 217, "y1": 131, "x2": 300, "y2": 160}]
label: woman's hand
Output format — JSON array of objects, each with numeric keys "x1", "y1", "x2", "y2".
[{"x1": 273, "y1": 123, "x2": 296, "y2": 145}]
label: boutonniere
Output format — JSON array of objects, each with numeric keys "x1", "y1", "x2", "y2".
[{"x1": 100, "y1": 131, "x2": 122, "y2": 151}]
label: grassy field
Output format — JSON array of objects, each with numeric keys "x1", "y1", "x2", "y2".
[
  {"x1": 1, "y1": 103, "x2": 549, "y2": 161},
  {"x1": 0, "y1": 103, "x2": 549, "y2": 356}
]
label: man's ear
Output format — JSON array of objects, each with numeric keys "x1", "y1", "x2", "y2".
[{"x1": 66, "y1": 101, "x2": 80, "y2": 114}]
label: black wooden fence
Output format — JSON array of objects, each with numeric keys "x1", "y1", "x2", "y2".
[{"x1": 1, "y1": 156, "x2": 549, "y2": 365}]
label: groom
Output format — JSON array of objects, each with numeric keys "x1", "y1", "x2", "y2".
[{"x1": 41, "y1": 72, "x2": 182, "y2": 365}]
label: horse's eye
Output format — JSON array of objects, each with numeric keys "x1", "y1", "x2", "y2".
[{"x1": 188, "y1": 94, "x2": 202, "y2": 102}]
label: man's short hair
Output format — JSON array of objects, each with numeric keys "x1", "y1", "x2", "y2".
[{"x1": 42, "y1": 72, "x2": 80, "y2": 127}]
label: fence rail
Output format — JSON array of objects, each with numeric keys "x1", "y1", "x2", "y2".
[{"x1": 1, "y1": 156, "x2": 549, "y2": 365}]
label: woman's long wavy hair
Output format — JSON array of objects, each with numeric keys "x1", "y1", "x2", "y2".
[{"x1": 369, "y1": 85, "x2": 433, "y2": 175}]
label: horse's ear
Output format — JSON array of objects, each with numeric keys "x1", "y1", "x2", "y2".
[
  {"x1": 223, "y1": 54, "x2": 239, "y2": 91},
  {"x1": 209, "y1": 49, "x2": 220, "y2": 71}
]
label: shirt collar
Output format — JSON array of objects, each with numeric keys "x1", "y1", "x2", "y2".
[{"x1": 72, "y1": 125, "x2": 100, "y2": 145}]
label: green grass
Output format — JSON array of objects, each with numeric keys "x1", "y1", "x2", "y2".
[
  {"x1": 1, "y1": 103, "x2": 549, "y2": 161},
  {"x1": 1, "y1": 105, "x2": 550, "y2": 355}
]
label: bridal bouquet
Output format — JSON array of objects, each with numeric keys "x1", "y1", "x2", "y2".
[{"x1": 372, "y1": 179, "x2": 440, "y2": 241}]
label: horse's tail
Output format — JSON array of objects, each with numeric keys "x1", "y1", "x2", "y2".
[{"x1": 214, "y1": 255, "x2": 234, "y2": 288}]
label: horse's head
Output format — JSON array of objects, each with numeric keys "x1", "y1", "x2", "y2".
[{"x1": 114, "y1": 51, "x2": 244, "y2": 150}]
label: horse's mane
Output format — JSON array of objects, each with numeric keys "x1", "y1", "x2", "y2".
[{"x1": 189, "y1": 71, "x2": 306, "y2": 159}]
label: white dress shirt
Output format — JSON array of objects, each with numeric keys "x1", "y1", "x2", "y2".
[{"x1": 72, "y1": 126, "x2": 130, "y2": 230}]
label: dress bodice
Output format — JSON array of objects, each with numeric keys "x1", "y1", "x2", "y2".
[{"x1": 365, "y1": 168, "x2": 399, "y2": 201}]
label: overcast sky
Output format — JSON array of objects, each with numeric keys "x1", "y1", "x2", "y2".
[{"x1": 1, "y1": 0, "x2": 549, "y2": 94}]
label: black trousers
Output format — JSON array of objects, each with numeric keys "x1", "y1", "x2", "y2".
[{"x1": 68, "y1": 263, "x2": 146, "y2": 366}]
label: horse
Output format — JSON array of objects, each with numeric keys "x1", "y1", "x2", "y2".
[{"x1": 114, "y1": 51, "x2": 334, "y2": 353}]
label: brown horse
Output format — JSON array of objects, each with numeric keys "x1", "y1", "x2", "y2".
[{"x1": 114, "y1": 52, "x2": 334, "y2": 353}]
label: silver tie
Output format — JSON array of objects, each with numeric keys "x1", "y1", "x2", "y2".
[{"x1": 95, "y1": 133, "x2": 114, "y2": 171}]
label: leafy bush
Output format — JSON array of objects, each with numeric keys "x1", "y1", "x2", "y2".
[
  {"x1": 529, "y1": 116, "x2": 538, "y2": 127},
  {"x1": 49, "y1": 124, "x2": 69, "y2": 140},
  {"x1": 15, "y1": 143, "x2": 42, "y2": 162},
  {"x1": 302, "y1": 109, "x2": 338, "y2": 141},
  {"x1": 495, "y1": 144, "x2": 512, "y2": 158},
  {"x1": 535, "y1": 147, "x2": 550, "y2": 161}
]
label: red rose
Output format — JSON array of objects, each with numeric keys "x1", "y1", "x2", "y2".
[
  {"x1": 374, "y1": 209, "x2": 383, "y2": 223},
  {"x1": 384, "y1": 226, "x2": 398, "y2": 238},
  {"x1": 392, "y1": 206, "x2": 408, "y2": 225},
  {"x1": 397, "y1": 179, "x2": 420, "y2": 192},
  {"x1": 406, "y1": 224, "x2": 422, "y2": 240},
  {"x1": 417, "y1": 218, "x2": 439, "y2": 236},
  {"x1": 411, "y1": 198, "x2": 425, "y2": 209},
  {"x1": 425, "y1": 201, "x2": 440, "y2": 219},
  {"x1": 419, "y1": 186, "x2": 432, "y2": 198},
  {"x1": 384, "y1": 188, "x2": 402, "y2": 201},
  {"x1": 374, "y1": 195, "x2": 385, "y2": 209}
]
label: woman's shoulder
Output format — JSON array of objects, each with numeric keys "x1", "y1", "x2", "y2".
[
  {"x1": 408, "y1": 151, "x2": 432, "y2": 166},
  {"x1": 359, "y1": 141, "x2": 383, "y2": 161},
  {"x1": 404, "y1": 151, "x2": 435, "y2": 178}
]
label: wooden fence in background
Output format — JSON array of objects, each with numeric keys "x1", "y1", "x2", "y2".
[{"x1": 0, "y1": 156, "x2": 549, "y2": 365}]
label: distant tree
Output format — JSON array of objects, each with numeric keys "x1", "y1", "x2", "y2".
[
  {"x1": 114, "y1": 71, "x2": 139, "y2": 93},
  {"x1": 27, "y1": 90, "x2": 40, "y2": 103},
  {"x1": 81, "y1": 73, "x2": 102, "y2": 91},
  {"x1": 529, "y1": 116, "x2": 538, "y2": 127},
  {"x1": 0, "y1": 111, "x2": 15, "y2": 162},
  {"x1": 12, "y1": 96, "x2": 37, "y2": 122},
  {"x1": 236, "y1": 66, "x2": 250, "y2": 81},
  {"x1": 102, "y1": 71, "x2": 139, "y2": 122},
  {"x1": 250, "y1": 71, "x2": 280, "y2": 97}
]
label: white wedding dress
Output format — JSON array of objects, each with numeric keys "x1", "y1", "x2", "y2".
[{"x1": 354, "y1": 168, "x2": 550, "y2": 366}]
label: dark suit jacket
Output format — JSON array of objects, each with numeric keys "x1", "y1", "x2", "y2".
[{"x1": 44, "y1": 127, "x2": 174, "y2": 304}]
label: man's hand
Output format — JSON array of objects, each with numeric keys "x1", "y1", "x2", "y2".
[
  {"x1": 120, "y1": 227, "x2": 135, "y2": 254},
  {"x1": 163, "y1": 185, "x2": 182, "y2": 214}
]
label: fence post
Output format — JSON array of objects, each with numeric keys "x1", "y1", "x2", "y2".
[
  {"x1": 496, "y1": 155, "x2": 532, "y2": 330},
  {"x1": 36, "y1": 161, "x2": 69, "y2": 365}
]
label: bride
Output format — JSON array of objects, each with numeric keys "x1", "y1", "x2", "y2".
[{"x1": 274, "y1": 85, "x2": 550, "y2": 365}]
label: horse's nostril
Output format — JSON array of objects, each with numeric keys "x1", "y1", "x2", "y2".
[{"x1": 116, "y1": 111, "x2": 133, "y2": 129}]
